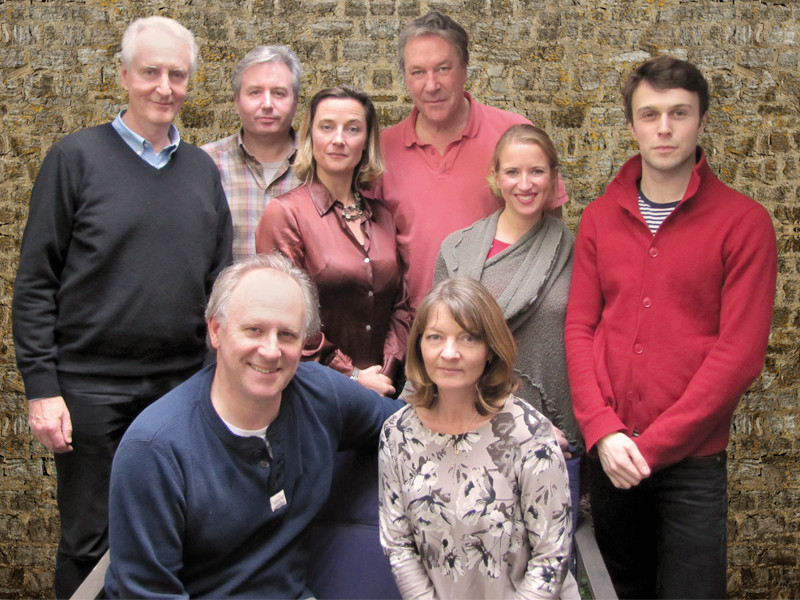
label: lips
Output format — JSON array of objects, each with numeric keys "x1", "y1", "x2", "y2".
[{"x1": 250, "y1": 364, "x2": 278, "y2": 375}]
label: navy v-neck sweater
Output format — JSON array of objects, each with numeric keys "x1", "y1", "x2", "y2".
[{"x1": 13, "y1": 123, "x2": 233, "y2": 398}]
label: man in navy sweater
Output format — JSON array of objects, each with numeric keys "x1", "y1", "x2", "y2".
[
  {"x1": 104, "y1": 254, "x2": 403, "y2": 598},
  {"x1": 12, "y1": 16, "x2": 232, "y2": 598}
]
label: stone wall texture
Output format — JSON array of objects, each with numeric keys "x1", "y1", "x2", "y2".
[{"x1": 1, "y1": 0, "x2": 798, "y2": 597}]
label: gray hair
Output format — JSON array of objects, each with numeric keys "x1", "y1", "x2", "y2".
[
  {"x1": 232, "y1": 45, "x2": 303, "y2": 99},
  {"x1": 121, "y1": 16, "x2": 198, "y2": 74},
  {"x1": 205, "y1": 253, "x2": 320, "y2": 340},
  {"x1": 397, "y1": 11, "x2": 469, "y2": 73}
]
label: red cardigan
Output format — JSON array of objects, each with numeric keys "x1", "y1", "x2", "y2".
[{"x1": 565, "y1": 149, "x2": 777, "y2": 472}]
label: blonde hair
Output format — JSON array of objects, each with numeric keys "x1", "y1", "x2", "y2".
[
  {"x1": 487, "y1": 124, "x2": 560, "y2": 210},
  {"x1": 405, "y1": 278, "x2": 518, "y2": 414},
  {"x1": 292, "y1": 85, "x2": 383, "y2": 191}
]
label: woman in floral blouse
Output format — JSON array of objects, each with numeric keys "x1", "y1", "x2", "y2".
[{"x1": 379, "y1": 277, "x2": 578, "y2": 599}]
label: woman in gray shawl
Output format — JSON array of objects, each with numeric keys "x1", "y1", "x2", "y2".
[{"x1": 433, "y1": 124, "x2": 582, "y2": 523}]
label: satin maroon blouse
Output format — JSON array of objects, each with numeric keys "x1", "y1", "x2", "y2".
[{"x1": 255, "y1": 181, "x2": 411, "y2": 381}]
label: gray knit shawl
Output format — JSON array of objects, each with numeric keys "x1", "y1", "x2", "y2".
[{"x1": 434, "y1": 211, "x2": 581, "y2": 447}]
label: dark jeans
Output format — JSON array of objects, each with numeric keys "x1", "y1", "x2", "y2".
[
  {"x1": 53, "y1": 369, "x2": 197, "y2": 599},
  {"x1": 588, "y1": 452, "x2": 728, "y2": 600}
]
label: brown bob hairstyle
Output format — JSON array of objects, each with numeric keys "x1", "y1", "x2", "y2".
[
  {"x1": 405, "y1": 277, "x2": 518, "y2": 415},
  {"x1": 293, "y1": 85, "x2": 384, "y2": 191}
]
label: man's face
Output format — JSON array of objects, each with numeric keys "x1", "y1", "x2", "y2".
[
  {"x1": 403, "y1": 34, "x2": 468, "y2": 129},
  {"x1": 120, "y1": 27, "x2": 191, "y2": 136},
  {"x1": 235, "y1": 61, "x2": 297, "y2": 143},
  {"x1": 628, "y1": 81, "x2": 707, "y2": 178},
  {"x1": 208, "y1": 269, "x2": 305, "y2": 408}
]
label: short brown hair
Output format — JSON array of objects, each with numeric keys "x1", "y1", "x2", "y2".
[
  {"x1": 397, "y1": 11, "x2": 469, "y2": 73},
  {"x1": 487, "y1": 124, "x2": 561, "y2": 209},
  {"x1": 405, "y1": 278, "x2": 518, "y2": 414},
  {"x1": 623, "y1": 55, "x2": 709, "y2": 123},
  {"x1": 293, "y1": 85, "x2": 384, "y2": 190}
]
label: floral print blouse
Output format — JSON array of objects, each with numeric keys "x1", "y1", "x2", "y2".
[{"x1": 379, "y1": 395, "x2": 574, "y2": 599}]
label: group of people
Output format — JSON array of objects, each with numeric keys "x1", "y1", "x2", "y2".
[{"x1": 12, "y1": 9, "x2": 776, "y2": 600}]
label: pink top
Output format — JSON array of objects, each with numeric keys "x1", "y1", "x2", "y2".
[
  {"x1": 379, "y1": 93, "x2": 569, "y2": 309},
  {"x1": 256, "y1": 182, "x2": 411, "y2": 381}
]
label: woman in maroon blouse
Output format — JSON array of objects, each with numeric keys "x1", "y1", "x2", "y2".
[{"x1": 256, "y1": 85, "x2": 410, "y2": 396}]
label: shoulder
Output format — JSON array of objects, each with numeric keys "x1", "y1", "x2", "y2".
[
  {"x1": 442, "y1": 211, "x2": 495, "y2": 249},
  {"x1": 123, "y1": 367, "x2": 212, "y2": 445},
  {"x1": 473, "y1": 101, "x2": 530, "y2": 130},
  {"x1": 175, "y1": 141, "x2": 219, "y2": 169},
  {"x1": 45, "y1": 124, "x2": 117, "y2": 159},
  {"x1": 201, "y1": 133, "x2": 237, "y2": 155}
]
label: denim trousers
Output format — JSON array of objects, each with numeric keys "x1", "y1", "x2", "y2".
[
  {"x1": 588, "y1": 452, "x2": 728, "y2": 599},
  {"x1": 52, "y1": 369, "x2": 196, "y2": 599}
]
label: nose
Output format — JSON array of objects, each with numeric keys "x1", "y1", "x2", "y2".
[
  {"x1": 657, "y1": 113, "x2": 672, "y2": 135},
  {"x1": 519, "y1": 173, "x2": 534, "y2": 190},
  {"x1": 261, "y1": 92, "x2": 272, "y2": 109},
  {"x1": 258, "y1": 333, "x2": 280, "y2": 359},
  {"x1": 155, "y1": 71, "x2": 172, "y2": 96},
  {"x1": 441, "y1": 338, "x2": 460, "y2": 360},
  {"x1": 423, "y1": 72, "x2": 440, "y2": 93},
  {"x1": 332, "y1": 126, "x2": 345, "y2": 144}
]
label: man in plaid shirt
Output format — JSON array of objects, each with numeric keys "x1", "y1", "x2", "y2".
[{"x1": 204, "y1": 46, "x2": 303, "y2": 260}]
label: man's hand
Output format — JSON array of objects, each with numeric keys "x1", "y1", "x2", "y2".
[
  {"x1": 28, "y1": 396, "x2": 73, "y2": 453},
  {"x1": 356, "y1": 365, "x2": 396, "y2": 397},
  {"x1": 553, "y1": 426, "x2": 573, "y2": 459},
  {"x1": 596, "y1": 432, "x2": 650, "y2": 489}
]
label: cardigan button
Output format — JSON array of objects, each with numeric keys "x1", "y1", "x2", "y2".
[
  {"x1": 649, "y1": 247, "x2": 658, "y2": 257},
  {"x1": 643, "y1": 297, "x2": 652, "y2": 308},
  {"x1": 633, "y1": 343, "x2": 644, "y2": 354}
]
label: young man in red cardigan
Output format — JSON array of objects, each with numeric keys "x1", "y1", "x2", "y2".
[{"x1": 565, "y1": 56, "x2": 776, "y2": 599}]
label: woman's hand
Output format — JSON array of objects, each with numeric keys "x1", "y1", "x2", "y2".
[
  {"x1": 552, "y1": 426, "x2": 572, "y2": 459},
  {"x1": 357, "y1": 365, "x2": 396, "y2": 396}
]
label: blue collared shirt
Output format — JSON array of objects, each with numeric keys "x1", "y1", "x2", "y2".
[{"x1": 112, "y1": 110, "x2": 180, "y2": 169}]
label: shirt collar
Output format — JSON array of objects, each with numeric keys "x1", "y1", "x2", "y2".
[
  {"x1": 112, "y1": 110, "x2": 180, "y2": 167},
  {"x1": 402, "y1": 91, "x2": 478, "y2": 148},
  {"x1": 236, "y1": 128, "x2": 298, "y2": 165}
]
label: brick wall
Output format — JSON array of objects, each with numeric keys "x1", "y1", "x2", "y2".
[{"x1": 1, "y1": 0, "x2": 797, "y2": 597}]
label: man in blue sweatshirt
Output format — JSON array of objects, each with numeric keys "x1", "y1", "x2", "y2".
[{"x1": 104, "y1": 254, "x2": 403, "y2": 598}]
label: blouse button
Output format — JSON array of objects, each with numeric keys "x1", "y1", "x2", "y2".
[
  {"x1": 363, "y1": 257, "x2": 370, "y2": 264},
  {"x1": 368, "y1": 291, "x2": 374, "y2": 297}
]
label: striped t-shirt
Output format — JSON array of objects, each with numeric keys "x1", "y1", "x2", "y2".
[{"x1": 638, "y1": 188, "x2": 679, "y2": 234}]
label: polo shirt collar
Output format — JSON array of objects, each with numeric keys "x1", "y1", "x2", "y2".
[{"x1": 402, "y1": 91, "x2": 479, "y2": 148}]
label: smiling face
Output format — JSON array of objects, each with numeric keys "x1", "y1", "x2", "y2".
[
  {"x1": 311, "y1": 97, "x2": 368, "y2": 184},
  {"x1": 208, "y1": 269, "x2": 305, "y2": 411},
  {"x1": 420, "y1": 304, "x2": 489, "y2": 400},
  {"x1": 403, "y1": 34, "x2": 468, "y2": 130},
  {"x1": 628, "y1": 81, "x2": 706, "y2": 182},
  {"x1": 492, "y1": 141, "x2": 555, "y2": 228},
  {"x1": 120, "y1": 26, "x2": 191, "y2": 141},
  {"x1": 235, "y1": 61, "x2": 297, "y2": 144}
]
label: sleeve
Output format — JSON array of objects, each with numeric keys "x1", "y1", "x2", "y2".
[
  {"x1": 12, "y1": 145, "x2": 76, "y2": 399},
  {"x1": 633, "y1": 204, "x2": 777, "y2": 470},
  {"x1": 563, "y1": 207, "x2": 628, "y2": 453},
  {"x1": 105, "y1": 439, "x2": 188, "y2": 599},
  {"x1": 516, "y1": 425, "x2": 573, "y2": 599},
  {"x1": 209, "y1": 174, "x2": 234, "y2": 292},
  {"x1": 378, "y1": 423, "x2": 437, "y2": 600},
  {"x1": 382, "y1": 254, "x2": 412, "y2": 382}
]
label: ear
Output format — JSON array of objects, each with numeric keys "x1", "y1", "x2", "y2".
[
  {"x1": 120, "y1": 66, "x2": 129, "y2": 91},
  {"x1": 207, "y1": 316, "x2": 223, "y2": 350},
  {"x1": 698, "y1": 111, "x2": 708, "y2": 135}
]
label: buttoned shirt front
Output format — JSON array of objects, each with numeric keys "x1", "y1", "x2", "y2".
[
  {"x1": 112, "y1": 111, "x2": 180, "y2": 168},
  {"x1": 203, "y1": 130, "x2": 301, "y2": 259}
]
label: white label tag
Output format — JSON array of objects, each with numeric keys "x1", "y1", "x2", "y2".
[{"x1": 270, "y1": 489, "x2": 287, "y2": 512}]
